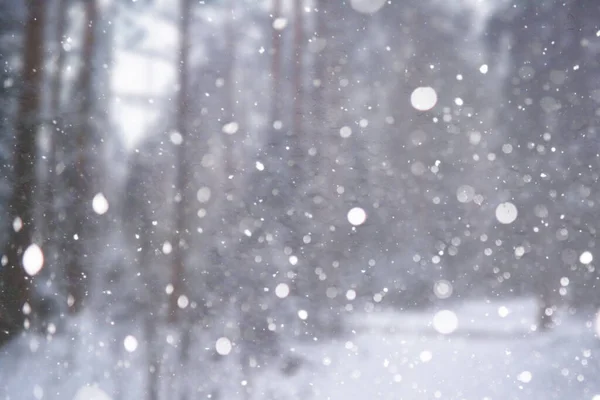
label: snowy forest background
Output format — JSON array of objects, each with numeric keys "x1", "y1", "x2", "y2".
[{"x1": 2, "y1": 0, "x2": 600, "y2": 399}]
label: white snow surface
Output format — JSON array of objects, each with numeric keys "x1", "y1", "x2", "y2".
[{"x1": 1, "y1": 298, "x2": 599, "y2": 399}]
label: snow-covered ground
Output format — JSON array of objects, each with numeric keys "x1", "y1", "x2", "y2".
[
  {"x1": 2, "y1": 297, "x2": 600, "y2": 400},
  {"x1": 256, "y1": 298, "x2": 600, "y2": 400}
]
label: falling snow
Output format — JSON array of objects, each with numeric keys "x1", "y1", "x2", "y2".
[
  {"x1": 272, "y1": 18, "x2": 288, "y2": 31},
  {"x1": 495, "y1": 202, "x2": 518, "y2": 224},
  {"x1": 123, "y1": 335, "x2": 138, "y2": 352},
  {"x1": 275, "y1": 283, "x2": 290, "y2": 299},
  {"x1": 347, "y1": 207, "x2": 367, "y2": 226},
  {"x1": 410, "y1": 86, "x2": 438, "y2": 111},
  {"x1": 92, "y1": 193, "x2": 109, "y2": 215},
  {"x1": 215, "y1": 337, "x2": 232, "y2": 356},
  {"x1": 1, "y1": 1, "x2": 599, "y2": 399},
  {"x1": 350, "y1": 0, "x2": 387, "y2": 14},
  {"x1": 580, "y1": 251, "x2": 593, "y2": 265},
  {"x1": 432, "y1": 310, "x2": 458, "y2": 335},
  {"x1": 22, "y1": 244, "x2": 44, "y2": 276}
]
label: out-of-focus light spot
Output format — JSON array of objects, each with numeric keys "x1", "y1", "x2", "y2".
[
  {"x1": 215, "y1": 337, "x2": 232, "y2": 355},
  {"x1": 123, "y1": 335, "x2": 138, "y2": 352},
  {"x1": 556, "y1": 228, "x2": 569, "y2": 241},
  {"x1": 289, "y1": 255, "x2": 298, "y2": 265},
  {"x1": 350, "y1": 0, "x2": 386, "y2": 14},
  {"x1": 73, "y1": 385, "x2": 112, "y2": 400},
  {"x1": 347, "y1": 207, "x2": 367, "y2": 226},
  {"x1": 196, "y1": 187, "x2": 211, "y2": 203},
  {"x1": 340, "y1": 126, "x2": 352, "y2": 138},
  {"x1": 13, "y1": 217, "x2": 22, "y2": 232},
  {"x1": 298, "y1": 309, "x2": 308, "y2": 320},
  {"x1": 23, "y1": 244, "x2": 44, "y2": 276},
  {"x1": 469, "y1": 131, "x2": 481, "y2": 145},
  {"x1": 456, "y1": 185, "x2": 475, "y2": 203},
  {"x1": 222, "y1": 122, "x2": 239, "y2": 135},
  {"x1": 92, "y1": 193, "x2": 109, "y2": 215},
  {"x1": 498, "y1": 306, "x2": 510, "y2": 318},
  {"x1": 433, "y1": 280, "x2": 453, "y2": 299},
  {"x1": 419, "y1": 350, "x2": 432, "y2": 362},
  {"x1": 496, "y1": 202, "x2": 518, "y2": 224},
  {"x1": 346, "y1": 289, "x2": 357, "y2": 301},
  {"x1": 273, "y1": 18, "x2": 288, "y2": 30},
  {"x1": 480, "y1": 64, "x2": 488, "y2": 74},
  {"x1": 517, "y1": 370, "x2": 532, "y2": 383},
  {"x1": 326, "y1": 287, "x2": 338, "y2": 299},
  {"x1": 580, "y1": 251, "x2": 593, "y2": 265},
  {"x1": 275, "y1": 283, "x2": 290, "y2": 299},
  {"x1": 411, "y1": 86, "x2": 438, "y2": 111},
  {"x1": 33, "y1": 385, "x2": 43, "y2": 400},
  {"x1": 170, "y1": 131, "x2": 183, "y2": 145},
  {"x1": 255, "y1": 161, "x2": 264, "y2": 171},
  {"x1": 177, "y1": 295, "x2": 189, "y2": 309},
  {"x1": 411, "y1": 161, "x2": 426, "y2": 176},
  {"x1": 433, "y1": 310, "x2": 458, "y2": 334},
  {"x1": 593, "y1": 310, "x2": 600, "y2": 337},
  {"x1": 515, "y1": 246, "x2": 525, "y2": 258}
]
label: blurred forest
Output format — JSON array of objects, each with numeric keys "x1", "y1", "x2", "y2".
[{"x1": 1, "y1": 0, "x2": 600, "y2": 398}]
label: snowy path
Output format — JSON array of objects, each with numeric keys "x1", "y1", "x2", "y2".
[
  {"x1": 2, "y1": 298, "x2": 599, "y2": 400},
  {"x1": 258, "y1": 298, "x2": 600, "y2": 400}
]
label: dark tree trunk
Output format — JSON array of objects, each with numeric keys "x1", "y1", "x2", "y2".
[
  {"x1": 41, "y1": 0, "x2": 68, "y2": 248},
  {"x1": 64, "y1": 0, "x2": 98, "y2": 314},
  {"x1": 0, "y1": 0, "x2": 46, "y2": 345},
  {"x1": 37, "y1": 0, "x2": 70, "y2": 324}
]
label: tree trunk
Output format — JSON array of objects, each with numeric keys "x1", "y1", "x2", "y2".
[
  {"x1": 169, "y1": 0, "x2": 192, "y2": 324},
  {"x1": 64, "y1": 0, "x2": 98, "y2": 314},
  {"x1": 270, "y1": 0, "x2": 282, "y2": 127},
  {"x1": 38, "y1": 0, "x2": 70, "y2": 324},
  {"x1": 292, "y1": 0, "x2": 303, "y2": 139},
  {"x1": 145, "y1": 311, "x2": 160, "y2": 400},
  {"x1": 40, "y1": 0, "x2": 68, "y2": 248},
  {"x1": 222, "y1": 0, "x2": 236, "y2": 188},
  {"x1": 0, "y1": 0, "x2": 46, "y2": 345}
]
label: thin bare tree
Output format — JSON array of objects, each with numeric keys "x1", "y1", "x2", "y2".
[{"x1": 0, "y1": 0, "x2": 46, "y2": 344}]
